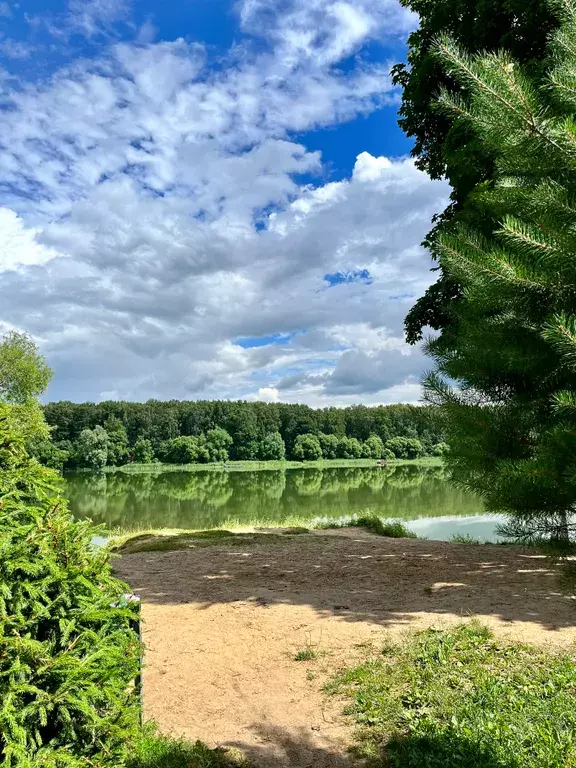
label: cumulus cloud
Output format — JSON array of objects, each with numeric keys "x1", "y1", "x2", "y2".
[{"x1": 0, "y1": 0, "x2": 448, "y2": 405}]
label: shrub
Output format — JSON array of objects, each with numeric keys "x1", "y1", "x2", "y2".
[
  {"x1": 161, "y1": 436, "x2": 209, "y2": 464},
  {"x1": 133, "y1": 437, "x2": 155, "y2": 463},
  {"x1": 0, "y1": 406, "x2": 141, "y2": 766},
  {"x1": 385, "y1": 436, "x2": 425, "y2": 459},
  {"x1": 259, "y1": 432, "x2": 286, "y2": 461},
  {"x1": 75, "y1": 425, "x2": 110, "y2": 470},
  {"x1": 361, "y1": 434, "x2": 385, "y2": 459},
  {"x1": 318, "y1": 432, "x2": 339, "y2": 459},
  {"x1": 337, "y1": 436, "x2": 362, "y2": 459},
  {"x1": 26, "y1": 438, "x2": 69, "y2": 471},
  {"x1": 292, "y1": 433, "x2": 322, "y2": 461},
  {"x1": 205, "y1": 428, "x2": 233, "y2": 462},
  {"x1": 432, "y1": 441, "x2": 450, "y2": 456}
]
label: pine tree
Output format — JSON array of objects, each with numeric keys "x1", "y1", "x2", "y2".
[
  {"x1": 0, "y1": 405, "x2": 141, "y2": 766},
  {"x1": 425, "y1": 0, "x2": 576, "y2": 545}
]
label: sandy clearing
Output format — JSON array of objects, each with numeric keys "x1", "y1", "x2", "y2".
[{"x1": 113, "y1": 531, "x2": 576, "y2": 767}]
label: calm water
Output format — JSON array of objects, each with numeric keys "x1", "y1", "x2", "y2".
[{"x1": 64, "y1": 464, "x2": 503, "y2": 541}]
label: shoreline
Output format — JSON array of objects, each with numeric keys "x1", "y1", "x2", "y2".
[{"x1": 71, "y1": 456, "x2": 442, "y2": 475}]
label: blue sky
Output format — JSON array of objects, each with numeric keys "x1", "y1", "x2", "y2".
[{"x1": 0, "y1": 0, "x2": 449, "y2": 405}]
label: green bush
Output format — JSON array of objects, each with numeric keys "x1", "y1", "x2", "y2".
[
  {"x1": 385, "y1": 437, "x2": 425, "y2": 459},
  {"x1": 292, "y1": 433, "x2": 322, "y2": 461},
  {"x1": 361, "y1": 434, "x2": 385, "y2": 459},
  {"x1": 133, "y1": 437, "x2": 155, "y2": 463},
  {"x1": 337, "y1": 436, "x2": 362, "y2": 459},
  {"x1": 432, "y1": 441, "x2": 450, "y2": 457},
  {"x1": 0, "y1": 406, "x2": 141, "y2": 766},
  {"x1": 318, "y1": 432, "x2": 339, "y2": 459},
  {"x1": 259, "y1": 432, "x2": 286, "y2": 460}
]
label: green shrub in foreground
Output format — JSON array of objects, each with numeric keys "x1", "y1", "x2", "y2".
[
  {"x1": 329, "y1": 623, "x2": 576, "y2": 767},
  {"x1": 0, "y1": 406, "x2": 141, "y2": 767}
]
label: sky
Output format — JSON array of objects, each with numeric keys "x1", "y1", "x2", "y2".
[{"x1": 0, "y1": 0, "x2": 450, "y2": 406}]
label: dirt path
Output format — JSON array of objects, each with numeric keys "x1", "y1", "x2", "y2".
[{"x1": 114, "y1": 531, "x2": 576, "y2": 767}]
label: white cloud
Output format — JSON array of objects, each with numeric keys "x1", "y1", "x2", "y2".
[
  {"x1": 0, "y1": 0, "x2": 448, "y2": 406},
  {"x1": 67, "y1": 0, "x2": 131, "y2": 36},
  {"x1": 0, "y1": 2, "x2": 12, "y2": 18}
]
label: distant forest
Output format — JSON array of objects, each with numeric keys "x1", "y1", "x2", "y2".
[{"x1": 35, "y1": 400, "x2": 446, "y2": 470}]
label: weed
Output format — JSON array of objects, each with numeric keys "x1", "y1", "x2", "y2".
[
  {"x1": 328, "y1": 622, "x2": 576, "y2": 767},
  {"x1": 450, "y1": 533, "x2": 483, "y2": 545},
  {"x1": 294, "y1": 647, "x2": 320, "y2": 662},
  {"x1": 319, "y1": 515, "x2": 418, "y2": 539}
]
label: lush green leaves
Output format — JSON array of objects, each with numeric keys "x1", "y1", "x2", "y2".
[
  {"x1": 0, "y1": 405, "x2": 141, "y2": 766},
  {"x1": 0, "y1": 331, "x2": 52, "y2": 405},
  {"x1": 424, "y1": 5, "x2": 576, "y2": 544}
]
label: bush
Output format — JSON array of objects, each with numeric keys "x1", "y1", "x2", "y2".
[
  {"x1": 160, "y1": 436, "x2": 209, "y2": 464},
  {"x1": 205, "y1": 428, "x2": 233, "y2": 462},
  {"x1": 318, "y1": 433, "x2": 339, "y2": 459},
  {"x1": 292, "y1": 433, "x2": 322, "y2": 461},
  {"x1": 259, "y1": 432, "x2": 286, "y2": 460},
  {"x1": 337, "y1": 436, "x2": 362, "y2": 459},
  {"x1": 361, "y1": 434, "x2": 385, "y2": 459},
  {"x1": 75, "y1": 425, "x2": 110, "y2": 470},
  {"x1": 133, "y1": 437, "x2": 155, "y2": 463},
  {"x1": 432, "y1": 441, "x2": 450, "y2": 456},
  {"x1": 0, "y1": 406, "x2": 141, "y2": 766},
  {"x1": 26, "y1": 438, "x2": 69, "y2": 471},
  {"x1": 385, "y1": 436, "x2": 425, "y2": 460}
]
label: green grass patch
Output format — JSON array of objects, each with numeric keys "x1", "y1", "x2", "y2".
[
  {"x1": 328, "y1": 622, "x2": 576, "y2": 767},
  {"x1": 114, "y1": 529, "x2": 285, "y2": 554},
  {"x1": 100, "y1": 457, "x2": 441, "y2": 475},
  {"x1": 319, "y1": 515, "x2": 418, "y2": 539},
  {"x1": 129, "y1": 727, "x2": 248, "y2": 767}
]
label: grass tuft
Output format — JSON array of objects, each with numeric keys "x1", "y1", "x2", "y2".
[
  {"x1": 450, "y1": 533, "x2": 483, "y2": 545},
  {"x1": 128, "y1": 726, "x2": 249, "y2": 767},
  {"x1": 114, "y1": 529, "x2": 283, "y2": 554},
  {"x1": 294, "y1": 647, "x2": 320, "y2": 662},
  {"x1": 328, "y1": 622, "x2": 576, "y2": 767},
  {"x1": 319, "y1": 515, "x2": 418, "y2": 539}
]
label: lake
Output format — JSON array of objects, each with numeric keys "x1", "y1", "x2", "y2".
[{"x1": 64, "y1": 463, "x2": 504, "y2": 541}]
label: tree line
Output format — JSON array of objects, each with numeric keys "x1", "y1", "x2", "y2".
[{"x1": 34, "y1": 400, "x2": 447, "y2": 470}]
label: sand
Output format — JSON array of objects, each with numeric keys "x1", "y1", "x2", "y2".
[{"x1": 113, "y1": 530, "x2": 576, "y2": 767}]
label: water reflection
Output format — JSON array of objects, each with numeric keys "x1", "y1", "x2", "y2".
[{"x1": 64, "y1": 464, "x2": 486, "y2": 535}]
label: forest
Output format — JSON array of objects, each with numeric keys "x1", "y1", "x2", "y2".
[{"x1": 34, "y1": 400, "x2": 446, "y2": 470}]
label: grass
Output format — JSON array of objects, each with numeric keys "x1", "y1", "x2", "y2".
[
  {"x1": 113, "y1": 528, "x2": 288, "y2": 554},
  {"x1": 328, "y1": 622, "x2": 576, "y2": 767},
  {"x1": 319, "y1": 515, "x2": 418, "y2": 539},
  {"x1": 101, "y1": 457, "x2": 442, "y2": 475},
  {"x1": 294, "y1": 647, "x2": 324, "y2": 662},
  {"x1": 129, "y1": 726, "x2": 248, "y2": 767}
]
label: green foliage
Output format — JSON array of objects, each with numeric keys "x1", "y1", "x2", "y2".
[
  {"x1": 160, "y1": 436, "x2": 209, "y2": 464},
  {"x1": 432, "y1": 441, "x2": 450, "y2": 456},
  {"x1": 424, "y1": 4, "x2": 576, "y2": 546},
  {"x1": 42, "y1": 400, "x2": 445, "y2": 468},
  {"x1": 329, "y1": 623, "x2": 576, "y2": 767},
  {"x1": 133, "y1": 437, "x2": 154, "y2": 464},
  {"x1": 318, "y1": 432, "x2": 339, "y2": 459},
  {"x1": 292, "y1": 433, "x2": 323, "y2": 461},
  {"x1": 382, "y1": 448, "x2": 396, "y2": 461},
  {"x1": 393, "y1": 0, "x2": 561, "y2": 344},
  {"x1": 259, "y1": 431, "x2": 286, "y2": 460},
  {"x1": 0, "y1": 405, "x2": 141, "y2": 766},
  {"x1": 75, "y1": 425, "x2": 110, "y2": 470},
  {"x1": 26, "y1": 438, "x2": 69, "y2": 471},
  {"x1": 204, "y1": 428, "x2": 233, "y2": 462},
  {"x1": 104, "y1": 416, "x2": 130, "y2": 466},
  {"x1": 0, "y1": 331, "x2": 53, "y2": 405},
  {"x1": 385, "y1": 437, "x2": 425, "y2": 460},
  {"x1": 337, "y1": 436, "x2": 362, "y2": 459},
  {"x1": 361, "y1": 434, "x2": 385, "y2": 459}
]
